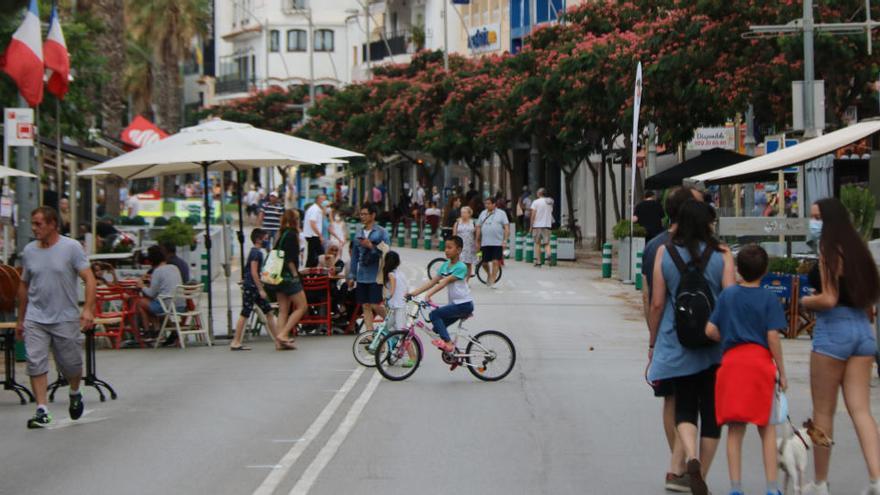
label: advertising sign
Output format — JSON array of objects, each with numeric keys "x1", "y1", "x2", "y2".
[
  {"x1": 121, "y1": 116, "x2": 168, "y2": 148},
  {"x1": 3, "y1": 108, "x2": 35, "y2": 147},
  {"x1": 687, "y1": 127, "x2": 736, "y2": 150},
  {"x1": 467, "y1": 24, "x2": 501, "y2": 53}
]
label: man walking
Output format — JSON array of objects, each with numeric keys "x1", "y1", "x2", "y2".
[
  {"x1": 476, "y1": 197, "x2": 509, "y2": 289},
  {"x1": 17, "y1": 207, "x2": 96, "y2": 428},
  {"x1": 347, "y1": 203, "x2": 390, "y2": 336},
  {"x1": 304, "y1": 194, "x2": 326, "y2": 267},
  {"x1": 259, "y1": 191, "x2": 283, "y2": 243},
  {"x1": 634, "y1": 190, "x2": 665, "y2": 241},
  {"x1": 529, "y1": 187, "x2": 554, "y2": 267}
]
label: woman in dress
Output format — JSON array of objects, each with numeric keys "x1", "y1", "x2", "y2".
[
  {"x1": 801, "y1": 198, "x2": 880, "y2": 495},
  {"x1": 453, "y1": 206, "x2": 478, "y2": 279},
  {"x1": 327, "y1": 204, "x2": 348, "y2": 250},
  {"x1": 268, "y1": 209, "x2": 307, "y2": 349}
]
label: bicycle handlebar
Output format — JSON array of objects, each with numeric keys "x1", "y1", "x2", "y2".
[{"x1": 404, "y1": 295, "x2": 438, "y2": 309}]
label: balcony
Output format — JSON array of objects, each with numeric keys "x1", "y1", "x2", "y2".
[
  {"x1": 216, "y1": 74, "x2": 255, "y2": 94},
  {"x1": 362, "y1": 31, "x2": 416, "y2": 63}
]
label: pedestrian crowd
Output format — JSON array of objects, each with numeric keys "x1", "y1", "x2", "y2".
[{"x1": 643, "y1": 186, "x2": 880, "y2": 495}]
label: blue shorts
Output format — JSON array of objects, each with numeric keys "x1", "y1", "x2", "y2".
[
  {"x1": 355, "y1": 282, "x2": 384, "y2": 305},
  {"x1": 812, "y1": 306, "x2": 877, "y2": 361},
  {"x1": 149, "y1": 299, "x2": 185, "y2": 316}
]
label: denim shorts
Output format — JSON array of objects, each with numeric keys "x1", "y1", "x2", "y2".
[
  {"x1": 270, "y1": 277, "x2": 303, "y2": 297},
  {"x1": 812, "y1": 306, "x2": 877, "y2": 361}
]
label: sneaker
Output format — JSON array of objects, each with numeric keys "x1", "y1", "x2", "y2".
[
  {"x1": 805, "y1": 482, "x2": 830, "y2": 495},
  {"x1": 401, "y1": 359, "x2": 416, "y2": 368},
  {"x1": 664, "y1": 472, "x2": 690, "y2": 492},
  {"x1": 862, "y1": 481, "x2": 880, "y2": 495},
  {"x1": 431, "y1": 339, "x2": 454, "y2": 353},
  {"x1": 27, "y1": 409, "x2": 52, "y2": 429},
  {"x1": 69, "y1": 392, "x2": 84, "y2": 420},
  {"x1": 687, "y1": 459, "x2": 708, "y2": 495}
]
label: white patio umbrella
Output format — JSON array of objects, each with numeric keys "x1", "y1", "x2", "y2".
[{"x1": 0, "y1": 166, "x2": 38, "y2": 179}]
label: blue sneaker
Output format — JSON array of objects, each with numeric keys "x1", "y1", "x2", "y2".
[{"x1": 728, "y1": 491, "x2": 744, "y2": 495}]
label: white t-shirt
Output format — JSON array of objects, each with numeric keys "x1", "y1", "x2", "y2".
[
  {"x1": 245, "y1": 190, "x2": 259, "y2": 206},
  {"x1": 531, "y1": 197, "x2": 554, "y2": 229},
  {"x1": 386, "y1": 269, "x2": 409, "y2": 309},
  {"x1": 425, "y1": 207, "x2": 441, "y2": 218},
  {"x1": 415, "y1": 187, "x2": 425, "y2": 205},
  {"x1": 303, "y1": 203, "x2": 324, "y2": 238}
]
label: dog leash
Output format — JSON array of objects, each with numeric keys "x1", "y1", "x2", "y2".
[{"x1": 787, "y1": 415, "x2": 811, "y2": 450}]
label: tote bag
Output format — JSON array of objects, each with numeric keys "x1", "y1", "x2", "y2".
[
  {"x1": 260, "y1": 231, "x2": 288, "y2": 286},
  {"x1": 770, "y1": 383, "x2": 789, "y2": 426}
]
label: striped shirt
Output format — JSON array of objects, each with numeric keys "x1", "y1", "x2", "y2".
[{"x1": 260, "y1": 202, "x2": 284, "y2": 232}]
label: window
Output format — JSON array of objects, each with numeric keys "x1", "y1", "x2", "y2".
[
  {"x1": 314, "y1": 29, "x2": 334, "y2": 52},
  {"x1": 289, "y1": 0, "x2": 307, "y2": 9},
  {"x1": 269, "y1": 30, "x2": 280, "y2": 52},
  {"x1": 287, "y1": 29, "x2": 307, "y2": 51}
]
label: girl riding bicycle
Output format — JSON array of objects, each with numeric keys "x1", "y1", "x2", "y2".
[
  {"x1": 383, "y1": 251, "x2": 416, "y2": 367},
  {"x1": 407, "y1": 235, "x2": 474, "y2": 353}
]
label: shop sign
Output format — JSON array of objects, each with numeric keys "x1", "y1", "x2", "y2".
[
  {"x1": 687, "y1": 127, "x2": 735, "y2": 150},
  {"x1": 3, "y1": 108, "x2": 34, "y2": 147},
  {"x1": 718, "y1": 217, "x2": 807, "y2": 237},
  {"x1": 468, "y1": 24, "x2": 501, "y2": 52}
]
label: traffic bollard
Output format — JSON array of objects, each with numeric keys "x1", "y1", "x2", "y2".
[
  {"x1": 550, "y1": 234, "x2": 558, "y2": 266},
  {"x1": 602, "y1": 243, "x2": 612, "y2": 278},
  {"x1": 635, "y1": 250, "x2": 643, "y2": 291},
  {"x1": 525, "y1": 234, "x2": 534, "y2": 264},
  {"x1": 424, "y1": 227, "x2": 432, "y2": 250},
  {"x1": 201, "y1": 253, "x2": 210, "y2": 289},
  {"x1": 349, "y1": 222, "x2": 357, "y2": 244},
  {"x1": 438, "y1": 235, "x2": 445, "y2": 251},
  {"x1": 410, "y1": 223, "x2": 418, "y2": 249},
  {"x1": 515, "y1": 232, "x2": 523, "y2": 261},
  {"x1": 397, "y1": 222, "x2": 405, "y2": 247}
]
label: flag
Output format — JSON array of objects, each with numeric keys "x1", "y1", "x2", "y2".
[
  {"x1": 121, "y1": 116, "x2": 169, "y2": 148},
  {"x1": 0, "y1": 0, "x2": 44, "y2": 107},
  {"x1": 44, "y1": 2, "x2": 70, "y2": 99},
  {"x1": 629, "y1": 62, "x2": 642, "y2": 247}
]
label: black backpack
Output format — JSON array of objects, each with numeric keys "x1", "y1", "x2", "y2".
[{"x1": 666, "y1": 241, "x2": 716, "y2": 348}]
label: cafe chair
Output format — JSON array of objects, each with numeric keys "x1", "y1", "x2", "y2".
[{"x1": 155, "y1": 284, "x2": 212, "y2": 349}]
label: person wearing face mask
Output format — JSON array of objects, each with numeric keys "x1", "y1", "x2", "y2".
[
  {"x1": 800, "y1": 198, "x2": 880, "y2": 495},
  {"x1": 327, "y1": 204, "x2": 348, "y2": 250}
]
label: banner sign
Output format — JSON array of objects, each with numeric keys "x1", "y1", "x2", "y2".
[
  {"x1": 3, "y1": 108, "x2": 35, "y2": 147},
  {"x1": 687, "y1": 127, "x2": 736, "y2": 150},
  {"x1": 718, "y1": 217, "x2": 808, "y2": 237},
  {"x1": 121, "y1": 115, "x2": 168, "y2": 148},
  {"x1": 467, "y1": 24, "x2": 501, "y2": 52}
]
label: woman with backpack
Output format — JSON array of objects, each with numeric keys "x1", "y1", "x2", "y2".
[
  {"x1": 648, "y1": 199, "x2": 736, "y2": 495},
  {"x1": 800, "y1": 198, "x2": 880, "y2": 495}
]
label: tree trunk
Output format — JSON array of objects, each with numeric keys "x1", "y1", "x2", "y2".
[
  {"x1": 586, "y1": 157, "x2": 602, "y2": 250},
  {"x1": 562, "y1": 168, "x2": 576, "y2": 232},
  {"x1": 154, "y1": 37, "x2": 183, "y2": 198},
  {"x1": 607, "y1": 156, "x2": 621, "y2": 223}
]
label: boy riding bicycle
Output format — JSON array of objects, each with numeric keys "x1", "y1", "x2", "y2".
[{"x1": 407, "y1": 235, "x2": 474, "y2": 353}]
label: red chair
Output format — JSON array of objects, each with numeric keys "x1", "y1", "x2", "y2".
[
  {"x1": 94, "y1": 286, "x2": 145, "y2": 349},
  {"x1": 300, "y1": 273, "x2": 333, "y2": 336}
]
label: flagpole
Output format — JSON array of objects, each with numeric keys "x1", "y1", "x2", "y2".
[
  {"x1": 35, "y1": 105, "x2": 43, "y2": 206},
  {"x1": 628, "y1": 62, "x2": 642, "y2": 284},
  {"x1": 56, "y1": 98, "x2": 63, "y2": 212}
]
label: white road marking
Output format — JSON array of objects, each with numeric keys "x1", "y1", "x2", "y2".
[
  {"x1": 270, "y1": 439, "x2": 303, "y2": 444},
  {"x1": 247, "y1": 465, "x2": 284, "y2": 470},
  {"x1": 44, "y1": 416, "x2": 109, "y2": 429},
  {"x1": 252, "y1": 367, "x2": 365, "y2": 495},
  {"x1": 288, "y1": 371, "x2": 382, "y2": 495}
]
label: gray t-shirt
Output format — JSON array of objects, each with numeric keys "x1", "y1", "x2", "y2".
[
  {"x1": 22, "y1": 236, "x2": 90, "y2": 324},
  {"x1": 143, "y1": 264, "x2": 185, "y2": 308},
  {"x1": 477, "y1": 208, "x2": 509, "y2": 246}
]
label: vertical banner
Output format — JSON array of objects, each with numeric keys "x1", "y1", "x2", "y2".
[{"x1": 628, "y1": 62, "x2": 642, "y2": 281}]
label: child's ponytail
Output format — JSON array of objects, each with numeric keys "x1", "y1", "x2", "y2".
[{"x1": 383, "y1": 251, "x2": 400, "y2": 286}]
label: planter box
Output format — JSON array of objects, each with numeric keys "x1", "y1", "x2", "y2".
[
  {"x1": 618, "y1": 237, "x2": 646, "y2": 282},
  {"x1": 557, "y1": 237, "x2": 576, "y2": 260}
]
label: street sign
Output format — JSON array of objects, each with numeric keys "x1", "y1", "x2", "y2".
[
  {"x1": 718, "y1": 217, "x2": 807, "y2": 237},
  {"x1": 3, "y1": 108, "x2": 35, "y2": 147},
  {"x1": 687, "y1": 127, "x2": 736, "y2": 150}
]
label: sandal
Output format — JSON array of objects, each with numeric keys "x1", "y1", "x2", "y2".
[
  {"x1": 276, "y1": 340, "x2": 297, "y2": 350},
  {"x1": 230, "y1": 345, "x2": 252, "y2": 351}
]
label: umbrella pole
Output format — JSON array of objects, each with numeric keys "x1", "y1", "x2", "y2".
[
  {"x1": 236, "y1": 172, "x2": 245, "y2": 276},
  {"x1": 220, "y1": 172, "x2": 233, "y2": 336},
  {"x1": 91, "y1": 177, "x2": 97, "y2": 254},
  {"x1": 201, "y1": 163, "x2": 214, "y2": 339}
]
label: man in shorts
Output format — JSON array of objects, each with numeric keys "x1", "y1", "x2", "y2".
[
  {"x1": 16, "y1": 207, "x2": 96, "y2": 428},
  {"x1": 476, "y1": 197, "x2": 509, "y2": 289},
  {"x1": 529, "y1": 187, "x2": 554, "y2": 267},
  {"x1": 347, "y1": 203, "x2": 390, "y2": 335},
  {"x1": 641, "y1": 185, "x2": 704, "y2": 491}
]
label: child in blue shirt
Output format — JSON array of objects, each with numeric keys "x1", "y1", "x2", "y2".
[
  {"x1": 407, "y1": 235, "x2": 474, "y2": 353},
  {"x1": 705, "y1": 244, "x2": 788, "y2": 495},
  {"x1": 231, "y1": 229, "x2": 284, "y2": 350}
]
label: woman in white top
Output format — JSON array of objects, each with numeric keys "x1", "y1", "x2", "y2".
[
  {"x1": 328, "y1": 209, "x2": 348, "y2": 249},
  {"x1": 453, "y1": 206, "x2": 478, "y2": 278}
]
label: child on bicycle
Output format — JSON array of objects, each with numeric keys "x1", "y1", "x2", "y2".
[
  {"x1": 382, "y1": 250, "x2": 416, "y2": 367},
  {"x1": 407, "y1": 235, "x2": 473, "y2": 353}
]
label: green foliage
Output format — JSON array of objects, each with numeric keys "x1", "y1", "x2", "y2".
[
  {"x1": 768, "y1": 257, "x2": 800, "y2": 275},
  {"x1": 153, "y1": 216, "x2": 170, "y2": 226},
  {"x1": 841, "y1": 185, "x2": 877, "y2": 240},
  {"x1": 612, "y1": 220, "x2": 647, "y2": 240},
  {"x1": 185, "y1": 214, "x2": 200, "y2": 225},
  {"x1": 155, "y1": 217, "x2": 195, "y2": 247},
  {"x1": 552, "y1": 228, "x2": 573, "y2": 238}
]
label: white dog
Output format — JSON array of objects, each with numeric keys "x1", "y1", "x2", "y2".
[{"x1": 777, "y1": 421, "x2": 812, "y2": 495}]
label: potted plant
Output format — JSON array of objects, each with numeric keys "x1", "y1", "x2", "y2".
[
  {"x1": 552, "y1": 228, "x2": 576, "y2": 261},
  {"x1": 841, "y1": 184, "x2": 876, "y2": 240},
  {"x1": 155, "y1": 217, "x2": 197, "y2": 268},
  {"x1": 612, "y1": 219, "x2": 647, "y2": 282}
]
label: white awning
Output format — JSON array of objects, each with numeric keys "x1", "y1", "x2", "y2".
[{"x1": 690, "y1": 120, "x2": 880, "y2": 183}]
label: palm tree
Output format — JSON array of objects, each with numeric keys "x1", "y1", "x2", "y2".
[{"x1": 126, "y1": 0, "x2": 209, "y2": 133}]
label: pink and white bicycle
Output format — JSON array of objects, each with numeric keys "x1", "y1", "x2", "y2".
[{"x1": 373, "y1": 297, "x2": 516, "y2": 382}]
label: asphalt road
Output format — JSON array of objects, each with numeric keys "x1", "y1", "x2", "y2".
[{"x1": 1, "y1": 246, "x2": 878, "y2": 494}]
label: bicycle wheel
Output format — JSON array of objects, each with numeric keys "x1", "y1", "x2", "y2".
[
  {"x1": 352, "y1": 330, "x2": 377, "y2": 367},
  {"x1": 426, "y1": 258, "x2": 445, "y2": 280},
  {"x1": 475, "y1": 261, "x2": 502, "y2": 285},
  {"x1": 465, "y1": 330, "x2": 516, "y2": 381},
  {"x1": 375, "y1": 331, "x2": 422, "y2": 381}
]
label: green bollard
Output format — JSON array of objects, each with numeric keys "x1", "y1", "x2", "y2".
[
  {"x1": 515, "y1": 232, "x2": 523, "y2": 261},
  {"x1": 424, "y1": 227, "x2": 432, "y2": 250},
  {"x1": 14, "y1": 339, "x2": 26, "y2": 362},
  {"x1": 348, "y1": 222, "x2": 356, "y2": 244},
  {"x1": 550, "y1": 234, "x2": 558, "y2": 266},
  {"x1": 602, "y1": 243, "x2": 613, "y2": 278},
  {"x1": 201, "y1": 253, "x2": 210, "y2": 290},
  {"x1": 410, "y1": 223, "x2": 418, "y2": 249},
  {"x1": 438, "y1": 235, "x2": 446, "y2": 251},
  {"x1": 397, "y1": 222, "x2": 405, "y2": 247},
  {"x1": 525, "y1": 234, "x2": 534, "y2": 264},
  {"x1": 635, "y1": 250, "x2": 644, "y2": 291}
]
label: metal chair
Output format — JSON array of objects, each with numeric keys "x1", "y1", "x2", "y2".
[
  {"x1": 300, "y1": 274, "x2": 333, "y2": 335},
  {"x1": 155, "y1": 284, "x2": 212, "y2": 349}
]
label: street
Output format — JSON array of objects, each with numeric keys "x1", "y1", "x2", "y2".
[{"x1": 0, "y1": 246, "x2": 877, "y2": 494}]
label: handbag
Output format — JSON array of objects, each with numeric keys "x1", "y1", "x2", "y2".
[
  {"x1": 260, "y1": 231, "x2": 288, "y2": 286},
  {"x1": 770, "y1": 382, "x2": 789, "y2": 425}
]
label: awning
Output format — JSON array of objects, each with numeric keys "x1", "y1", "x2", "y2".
[
  {"x1": 645, "y1": 148, "x2": 750, "y2": 189},
  {"x1": 691, "y1": 120, "x2": 880, "y2": 184}
]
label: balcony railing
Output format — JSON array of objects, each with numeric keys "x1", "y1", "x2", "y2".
[
  {"x1": 216, "y1": 74, "x2": 255, "y2": 94},
  {"x1": 361, "y1": 31, "x2": 414, "y2": 63}
]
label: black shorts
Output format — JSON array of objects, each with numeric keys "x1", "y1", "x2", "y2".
[
  {"x1": 355, "y1": 282, "x2": 384, "y2": 305},
  {"x1": 651, "y1": 379, "x2": 674, "y2": 398},
  {"x1": 268, "y1": 277, "x2": 303, "y2": 297},
  {"x1": 241, "y1": 284, "x2": 272, "y2": 317},
  {"x1": 481, "y1": 245, "x2": 504, "y2": 262}
]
